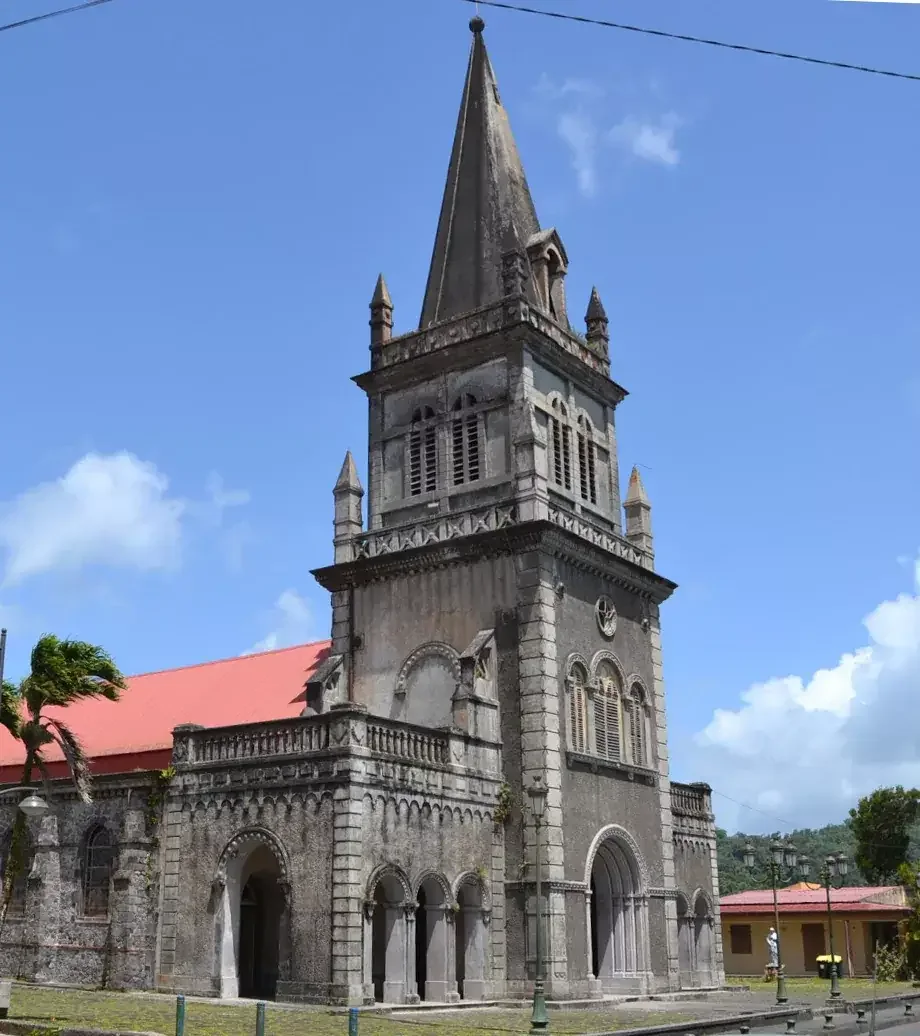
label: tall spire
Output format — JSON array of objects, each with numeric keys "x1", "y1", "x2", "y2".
[{"x1": 419, "y1": 17, "x2": 542, "y2": 329}]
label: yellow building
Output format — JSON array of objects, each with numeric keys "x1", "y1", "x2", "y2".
[{"x1": 720, "y1": 883, "x2": 910, "y2": 978}]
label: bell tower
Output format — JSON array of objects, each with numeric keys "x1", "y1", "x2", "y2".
[{"x1": 312, "y1": 15, "x2": 715, "y2": 1005}]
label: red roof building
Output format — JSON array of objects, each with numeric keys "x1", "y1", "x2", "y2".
[
  {"x1": 720, "y1": 884, "x2": 910, "y2": 915},
  {"x1": 720, "y1": 884, "x2": 910, "y2": 978},
  {"x1": 0, "y1": 640, "x2": 330, "y2": 782}
]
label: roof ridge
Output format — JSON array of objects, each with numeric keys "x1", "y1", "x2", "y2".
[{"x1": 125, "y1": 639, "x2": 331, "y2": 681}]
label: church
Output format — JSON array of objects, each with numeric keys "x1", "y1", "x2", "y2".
[{"x1": 0, "y1": 17, "x2": 723, "y2": 1004}]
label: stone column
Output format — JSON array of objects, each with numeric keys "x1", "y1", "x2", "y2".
[
  {"x1": 510, "y1": 356, "x2": 550, "y2": 525},
  {"x1": 516, "y1": 548, "x2": 569, "y2": 997},
  {"x1": 423, "y1": 905, "x2": 452, "y2": 1001},
  {"x1": 382, "y1": 904, "x2": 407, "y2": 1003},
  {"x1": 108, "y1": 801, "x2": 154, "y2": 990},
  {"x1": 648, "y1": 600, "x2": 680, "y2": 989},
  {"x1": 404, "y1": 903, "x2": 419, "y2": 1005},
  {"x1": 489, "y1": 825, "x2": 507, "y2": 996},
  {"x1": 217, "y1": 880, "x2": 238, "y2": 999},
  {"x1": 461, "y1": 906, "x2": 488, "y2": 999},
  {"x1": 445, "y1": 909, "x2": 460, "y2": 1003},
  {"x1": 330, "y1": 706, "x2": 369, "y2": 1005},
  {"x1": 154, "y1": 776, "x2": 181, "y2": 991},
  {"x1": 27, "y1": 812, "x2": 61, "y2": 984},
  {"x1": 362, "y1": 901, "x2": 374, "y2": 1002}
]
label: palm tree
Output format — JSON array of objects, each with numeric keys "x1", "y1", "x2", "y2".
[{"x1": 0, "y1": 634, "x2": 126, "y2": 930}]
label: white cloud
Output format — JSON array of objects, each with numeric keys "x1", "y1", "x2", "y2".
[
  {"x1": 692, "y1": 555, "x2": 920, "y2": 833},
  {"x1": 0, "y1": 454, "x2": 251, "y2": 587},
  {"x1": 535, "y1": 74, "x2": 603, "y2": 101},
  {"x1": 534, "y1": 75, "x2": 683, "y2": 193},
  {"x1": 0, "y1": 453, "x2": 185, "y2": 586},
  {"x1": 245, "y1": 590, "x2": 318, "y2": 655},
  {"x1": 557, "y1": 111, "x2": 599, "y2": 198},
  {"x1": 609, "y1": 113, "x2": 681, "y2": 167}
]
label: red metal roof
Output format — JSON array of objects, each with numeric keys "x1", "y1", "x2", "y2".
[
  {"x1": 720, "y1": 885, "x2": 910, "y2": 915},
  {"x1": 0, "y1": 640, "x2": 330, "y2": 781}
]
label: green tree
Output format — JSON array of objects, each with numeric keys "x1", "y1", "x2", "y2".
[
  {"x1": 0, "y1": 635, "x2": 125, "y2": 928},
  {"x1": 849, "y1": 786, "x2": 920, "y2": 885},
  {"x1": 896, "y1": 861, "x2": 920, "y2": 979},
  {"x1": 716, "y1": 824, "x2": 864, "y2": 894}
]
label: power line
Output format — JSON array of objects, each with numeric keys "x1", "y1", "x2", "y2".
[
  {"x1": 462, "y1": 0, "x2": 920, "y2": 84},
  {"x1": 0, "y1": 0, "x2": 114, "y2": 35},
  {"x1": 710, "y1": 787, "x2": 920, "y2": 854}
]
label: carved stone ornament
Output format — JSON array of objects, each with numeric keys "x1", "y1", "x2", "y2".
[
  {"x1": 172, "y1": 738, "x2": 189, "y2": 763},
  {"x1": 482, "y1": 908, "x2": 492, "y2": 926},
  {"x1": 363, "y1": 900, "x2": 376, "y2": 922},
  {"x1": 595, "y1": 596, "x2": 618, "y2": 638}
]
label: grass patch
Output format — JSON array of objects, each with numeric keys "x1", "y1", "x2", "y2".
[
  {"x1": 724, "y1": 977, "x2": 917, "y2": 997},
  {"x1": 8, "y1": 987, "x2": 701, "y2": 1036}
]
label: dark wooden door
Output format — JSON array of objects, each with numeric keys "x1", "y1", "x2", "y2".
[{"x1": 802, "y1": 923, "x2": 826, "y2": 971}]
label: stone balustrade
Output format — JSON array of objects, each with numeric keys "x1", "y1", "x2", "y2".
[
  {"x1": 670, "y1": 781, "x2": 714, "y2": 819},
  {"x1": 171, "y1": 709, "x2": 496, "y2": 775}
]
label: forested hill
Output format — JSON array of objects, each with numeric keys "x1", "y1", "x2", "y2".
[
  {"x1": 717, "y1": 824, "x2": 863, "y2": 894},
  {"x1": 715, "y1": 790, "x2": 920, "y2": 895}
]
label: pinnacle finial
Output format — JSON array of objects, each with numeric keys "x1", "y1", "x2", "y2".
[
  {"x1": 585, "y1": 286, "x2": 607, "y2": 323},
  {"x1": 470, "y1": 14, "x2": 485, "y2": 34},
  {"x1": 334, "y1": 451, "x2": 363, "y2": 494},
  {"x1": 625, "y1": 466, "x2": 650, "y2": 506},
  {"x1": 370, "y1": 273, "x2": 392, "y2": 309}
]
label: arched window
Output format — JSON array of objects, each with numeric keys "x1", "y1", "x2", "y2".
[
  {"x1": 577, "y1": 414, "x2": 597, "y2": 505},
  {"x1": 451, "y1": 394, "x2": 481, "y2": 486},
  {"x1": 594, "y1": 661, "x2": 622, "y2": 761},
  {"x1": 626, "y1": 684, "x2": 648, "y2": 767},
  {"x1": 409, "y1": 406, "x2": 438, "y2": 497},
  {"x1": 82, "y1": 826, "x2": 116, "y2": 918},
  {"x1": 1, "y1": 828, "x2": 32, "y2": 918},
  {"x1": 548, "y1": 398, "x2": 572, "y2": 491},
  {"x1": 567, "y1": 662, "x2": 588, "y2": 753}
]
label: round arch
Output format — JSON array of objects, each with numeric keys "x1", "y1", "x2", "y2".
[
  {"x1": 584, "y1": 824, "x2": 649, "y2": 892},
  {"x1": 625, "y1": 674, "x2": 651, "y2": 701},
  {"x1": 452, "y1": 871, "x2": 491, "y2": 910},
  {"x1": 395, "y1": 643, "x2": 461, "y2": 696},
  {"x1": 215, "y1": 826, "x2": 290, "y2": 887},
  {"x1": 691, "y1": 888, "x2": 713, "y2": 918},
  {"x1": 564, "y1": 653, "x2": 590, "y2": 681},
  {"x1": 590, "y1": 650, "x2": 627, "y2": 688},
  {"x1": 413, "y1": 870, "x2": 453, "y2": 908},
  {"x1": 366, "y1": 863, "x2": 412, "y2": 906}
]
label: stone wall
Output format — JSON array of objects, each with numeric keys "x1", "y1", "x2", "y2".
[{"x1": 0, "y1": 775, "x2": 158, "y2": 991}]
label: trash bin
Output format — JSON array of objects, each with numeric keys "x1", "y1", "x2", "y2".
[{"x1": 816, "y1": 954, "x2": 844, "y2": 978}]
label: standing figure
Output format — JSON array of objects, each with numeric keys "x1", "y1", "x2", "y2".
[{"x1": 766, "y1": 927, "x2": 779, "y2": 968}]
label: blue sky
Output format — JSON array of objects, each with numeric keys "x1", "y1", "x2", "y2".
[{"x1": 2, "y1": 0, "x2": 919, "y2": 833}]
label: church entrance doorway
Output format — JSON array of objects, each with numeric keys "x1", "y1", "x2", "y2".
[
  {"x1": 589, "y1": 836, "x2": 648, "y2": 992},
  {"x1": 216, "y1": 832, "x2": 290, "y2": 1001},
  {"x1": 236, "y1": 849, "x2": 284, "y2": 1000}
]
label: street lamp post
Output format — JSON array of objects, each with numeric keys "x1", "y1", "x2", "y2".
[
  {"x1": 0, "y1": 787, "x2": 51, "y2": 818},
  {"x1": 528, "y1": 776, "x2": 548, "y2": 1035},
  {"x1": 744, "y1": 840, "x2": 809, "y2": 1005},
  {"x1": 817, "y1": 852, "x2": 848, "y2": 999}
]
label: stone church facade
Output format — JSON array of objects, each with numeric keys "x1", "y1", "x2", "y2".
[{"x1": 0, "y1": 17, "x2": 723, "y2": 1004}]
